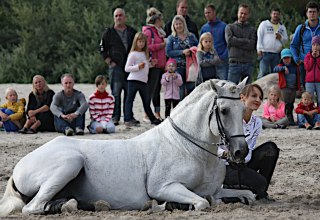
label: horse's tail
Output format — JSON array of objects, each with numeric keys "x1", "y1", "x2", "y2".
[{"x1": 0, "y1": 176, "x2": 25, "y2": 216}]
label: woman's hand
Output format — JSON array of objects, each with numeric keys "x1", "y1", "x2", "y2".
[{"x1": 183, "y1": 49, "x2": 190, "y2": 56}]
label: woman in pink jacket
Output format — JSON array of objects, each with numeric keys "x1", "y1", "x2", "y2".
[
  {"x1": 261, "y1": 86, "x2": 289, "y2": 129},
  {"x1": 142, "y1": 7, "x2": 166, "y2": 121},
  {"x1": 161, "y1": 58, "x2": 183, "y2": 118},
  {"x1": 304, "y1": 35, "x2": 320, "y2": 106}
]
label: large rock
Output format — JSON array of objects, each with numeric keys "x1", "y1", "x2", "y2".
[{"x1": 253, "y1": 73, "x2": 278, "y2": 98}]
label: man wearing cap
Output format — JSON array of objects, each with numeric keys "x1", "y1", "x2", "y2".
[
  {"x1": 257, "y1": 8, "x2": 288, "y2": 79},
  {"x1": 290, "y1": 1, "x2": 320, "y2": 91},
  {"x1": 225, "y1": 4, "x2": 257, "y2": 84},
  {"x1": 99, "y1": 8, "x2": 137, "y2": 125}
]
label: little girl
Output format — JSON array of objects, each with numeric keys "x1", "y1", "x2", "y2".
[
  {"x1": 124, "y1": 32, "x2": 162, "y2": 128},
  {"x1": 304, "y1": 35, "x2": 320, "y2": 105},
  {"x1": 261, "y1": 86, "x2": 289, "y2": 129},
  {"x1": 273, "y1": 48, "x2": 300, "y2": 125},
  {"x1": 196, "y1": 32, "x2": 220, "y2": 85},
  {"x1": 161, "y1": 58, "x2": 183, "y2": 118},
  {"x1": 0, "y1": 88, "x2": 26, "y2": 132}
]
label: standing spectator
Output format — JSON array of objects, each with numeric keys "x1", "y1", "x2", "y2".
[
  {"x1": 18, "y1": 75, "x2": 55, "y2": 134},
  {"x1": 274, "y1": 48, "x2": 300, "y2": 125},
  {"x1": 161, "y1": 58, "x2": 183, "y2": 118},
  {"x1": 225, "y1": 4, "x2": 257, "y2": 84},
  {"x1": 304, "y1": 35, "x2": 320, "y2": 105},
  {"x1": 200, "y1": 4, "x2": 229, "y2": 80},
  {"x1": 257, "y1": 8, "x2": 288, "y2": 79},
  {"x1": 164, "y1": 0, "x2": 198, "y2": 39},
  {"x1": 166, "y1": 15, "x2": 198, "y2": 100},
  {"x1": 196, "y1": 32, "x2": 220, "y2": 83},
  {"x1": 290, "y1": 1, "x2": 320, "y2": 91},
  {"x1": 99, "y1": 8, "x2": 137, "y2": 125},
  {"x1": 88, "y1": 75, "x2": 115, "y2": 134},
  {"x1": 0, "y1": 88, "x2": 25, "y2": 132},
  {"x1": 142, "y1": 7, "x2": 166, "y2": 121},
  {"x1": 50, "y1": 74, "x2": 89, "y2": 136},
  {"x1": 124, "y1": 32, "x2": 162, "y2": 128}
]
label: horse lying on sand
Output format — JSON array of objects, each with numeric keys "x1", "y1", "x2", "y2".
[{"x1": 0, "y1": 79, "x2": 255, "y2": 215}]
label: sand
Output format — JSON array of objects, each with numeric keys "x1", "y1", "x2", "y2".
[{"x1": 0, "y1": 83, "x2": 319, "y2": 219}]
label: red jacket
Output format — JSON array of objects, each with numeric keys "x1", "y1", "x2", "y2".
[
  {"x1": 304, "y1": 52, "x2": 320, "y2": 83},
  {"x1": 295, "y1": 102, "x2": 320, "y2": 114},
  {"x1": 277, "y1": 63, "x2": 301, "y2": 90}
]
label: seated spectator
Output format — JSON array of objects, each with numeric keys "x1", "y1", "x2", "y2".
[
  {"x1": 50, "y1": 74, "x2": 89, "y2": 136},
  {"x1": 87, "y1": 75, "x2": 115, "y2": 134},
  {"x1": 0, "y1": 88, "x2": 26, "y2": 132},
  {"x1": 261, "y1": 86, "x2": 289, "y2": 129},
  {"x1": 295, "y1": 92, "x2": 320, "y2": 130},
  {"x1": 19, "y1": 75, "x2": 55, "y2": 134}
]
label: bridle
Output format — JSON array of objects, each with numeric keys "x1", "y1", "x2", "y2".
[{"x1": 168, "y1": 94, "x2": 245, "y2": 160}]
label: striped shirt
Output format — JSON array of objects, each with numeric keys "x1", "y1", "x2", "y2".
[{"x1": 88, "y1": 90, "x2": 114, "y2": 122}]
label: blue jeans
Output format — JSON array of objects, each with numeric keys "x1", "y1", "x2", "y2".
[
  {"x1": 147, "y1": 67, "x2": 163, "y2": 113},
  {"x1": 297, "y1": 114, "x2": 320, "y2": 127},
  {"x1": 177, "y1": 66, "x2": 195, "y2": 100},
  {"x1": 228, "y1": 62, "x2": 254, "y2": 84},
  {"x1": 0, "y1": 108, "x2": 19, "y2": 132},
  {"x1": 258, "y1": 52, "x2": 280, "y2": 79},
  {"x1": 305, "y1": 82, "x2": 320, "y2": 105},
  {"x1": 124, "y1": 80, "x2": 156, "y2": 122},
  {"x1": 109, "y1": 66, "x2": 128, "y2": 122},
  {"x1": 54, "y1": 114, "x2": 85, "y2": 133},
  {"x1": 88, "y1": 120, "x2": 115, "y2": 134},
  {"x1": 216, "y1": 60, "x2": 229, "y2": 80}
]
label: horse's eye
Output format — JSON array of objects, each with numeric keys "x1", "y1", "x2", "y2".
[{"x1": 220, "y1": 107, "x2": 228, "y2": 114}]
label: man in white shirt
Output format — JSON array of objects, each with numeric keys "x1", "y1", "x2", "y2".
[{"x1": 257, "y1": 8, "x2": 288, "y2": 79}]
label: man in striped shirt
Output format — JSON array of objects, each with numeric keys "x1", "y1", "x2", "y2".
[{"x1": 88, "y1": 75, "x2": 115, "y2": 134}]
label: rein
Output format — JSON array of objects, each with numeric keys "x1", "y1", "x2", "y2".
[{"x1": 168, "y1": 94, "x2": 245, "y2": 158}]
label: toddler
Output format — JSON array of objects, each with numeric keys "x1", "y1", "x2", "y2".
[
  {"x1": 0, "y1": 88, "x2": 26, "y2": 132},
  {"x1": 295, "y1": 92, "x2": 320, "y2": 130},
  {"x1": 274, "y1": 48, "x2": 300, "y2": 125},
  {"x1": 261, "y1": 86, "x2": 289, "y2": 129},
  {"x1": 161, "y1": 58, "x2": 183, "y2": 118}
]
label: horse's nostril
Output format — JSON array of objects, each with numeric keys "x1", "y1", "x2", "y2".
[{"x1": 234, "y1": 150, "x2": 242, "y2": 158}]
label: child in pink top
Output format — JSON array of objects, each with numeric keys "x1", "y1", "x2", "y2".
[{"x1": 261, "y1": 86, "x2": 289, "y2": 129}]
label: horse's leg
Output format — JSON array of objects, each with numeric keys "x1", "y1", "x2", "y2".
[
  {"x1": 22, "y1": 156, "x2": 84, "y2": 214},
  {"x1": 151, "y1": 183, "x2": 210, "y2": 210}
]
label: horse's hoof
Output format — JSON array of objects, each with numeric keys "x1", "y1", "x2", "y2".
[
  {"x1": 61, "y1": 199, "x2": 78, "y2": 213},
  {"x1": 94, "y1": 200, "x2": 111, "y2": 211}
]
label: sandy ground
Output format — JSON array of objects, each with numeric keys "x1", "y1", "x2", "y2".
[{"x1": 0, "y1": 83, "x2": 319, "y2": 219}]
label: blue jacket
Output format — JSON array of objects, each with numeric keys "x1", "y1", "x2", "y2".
[
  {"x1": 166, "y1": 33, "x2": 198, "y2": 67},
  {"x1": 200, "y1": 18, "x2": 228, "y2": 61},
  {"x1": 290, "y1": 19, "x2": 320, "y2": 63}
]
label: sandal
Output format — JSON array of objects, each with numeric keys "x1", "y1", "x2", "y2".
[
  {"x1": 26, "y1": 128, "x2": 37, "y2": 134},
  {"x1": 18, "y1": 127, "x2": 28, "y2": 134}
]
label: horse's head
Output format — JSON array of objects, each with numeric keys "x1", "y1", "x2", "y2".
[{"x1": 209, "y1": 78, "x2": 248, "y2": 163}]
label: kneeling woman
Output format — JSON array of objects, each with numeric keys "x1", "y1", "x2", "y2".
[{"x1": 222, "y1": 84, "x2": 280, "y2": 200}]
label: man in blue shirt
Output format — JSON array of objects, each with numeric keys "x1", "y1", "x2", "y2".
[
  {"x1": 291, "y1": 1, "x2": 320, "y2": 91},
  {"x1": 200, "y1": 4, "x2": 228, "y2": 80}
]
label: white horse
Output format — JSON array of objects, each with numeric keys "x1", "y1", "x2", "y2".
[{"x1": 0, "y1": 79, "x2": 255, "y2": 216}]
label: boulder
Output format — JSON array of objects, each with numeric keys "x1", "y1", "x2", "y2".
[{"x1": 253, "y1": 73, "x2": 278, "y2": 98}]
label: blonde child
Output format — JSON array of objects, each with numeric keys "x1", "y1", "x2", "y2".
[
  {"x1": 295, "y1": 92, "x2": 320, "y2": 130},
  {"x1": 273, "y1": 48, "x2": 300, "y2": 125},
  {"x1": 124, "y1": 32, "x2": 162, "y2": 128},
  {"x1": 196, "y1": 32, "x2": 220, "y2": 84},
  {"x1": 88, "y1": 75, "x2": 115, "y2": 134},
  {"x1": 261, "y1": 86, "x2": 289, "y2": 129},
  {"x1": 304, "y1": 35, "x2": 320, "y2": 105},
  {"x1": 161, "y1": 58, "x2": 183, "y2": 118},
  {"x1": 0, "y1": 88, "x2": 26, "y2": 132}
]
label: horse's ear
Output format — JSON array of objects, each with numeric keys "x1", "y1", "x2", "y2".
[
  {"x1": 238, "y1": 77, "x2": 248, "y2": 90},
  {"x1": 210, "y1": 80, "x2": 222, "y2": 94}
]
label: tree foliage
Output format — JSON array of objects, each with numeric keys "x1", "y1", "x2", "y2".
[{"x1": 0, "y1": 0, "x2": 311, "y2": 83}]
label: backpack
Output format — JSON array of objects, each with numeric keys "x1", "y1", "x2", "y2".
[{"x1": 298, "y1": 23, "x2": 306, "y2": 55}]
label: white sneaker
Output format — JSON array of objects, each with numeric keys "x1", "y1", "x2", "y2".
[
  {"x1": 75, "y1": 127, "x2": 84, "y2": 135},
  {"x1": 65, "y1": 127, "x2": 74, "y2": 136},
  {"x1": 61, "y1": 198, "x2": 78, "y2": 213}
]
